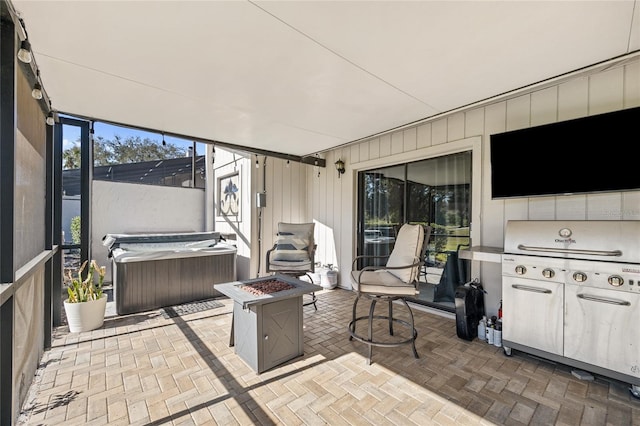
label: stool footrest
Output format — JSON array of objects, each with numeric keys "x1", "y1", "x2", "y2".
[
  {"x1": 348, "y1": 315, "x2": 417, "y2": 347},
  {"x1": 348, "y1": 295, "x2": 419, "y2": 364}
]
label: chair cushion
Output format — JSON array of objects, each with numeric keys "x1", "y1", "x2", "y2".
[
  {"x1": 385, "y1": 223, "x2": 424, "y2": 283},
  {"x1": 277, "y1": 222, "x2": 315, "y2": 237},
  {"x1": 268, "y1": 259, "x2": 313, "y2": 271},
  {"x1": 272, "y1": 233, "x2": 311, "y2": 261},
  {"x1": 350, "y1": 270, "x2": 418, "y2": 296}
]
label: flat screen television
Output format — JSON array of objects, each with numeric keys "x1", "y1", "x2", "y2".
[{"x1": 489, "y1": 106, "x2": 640, "y2": 199}]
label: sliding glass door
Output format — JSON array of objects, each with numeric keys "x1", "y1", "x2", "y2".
[{"x1": 358, "y1": 151, "x2": 472, "y2": 312}]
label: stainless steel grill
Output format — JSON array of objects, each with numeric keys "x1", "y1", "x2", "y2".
[{"x1": 501, "y1": 220, "x2": 640, "y2": 399}]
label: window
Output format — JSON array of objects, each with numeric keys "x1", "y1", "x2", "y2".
[
  {"x1": 94, "y1": 123, "x2": 206, "y2": 189},
  {"x1": 358, "y1": 151, "x2": 472, "y2": 311},
  {"x1": 62, "y1": 121, "x2": 206, "y2": 193}
]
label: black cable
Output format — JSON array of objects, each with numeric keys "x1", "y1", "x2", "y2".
[{"x1": 255, "y1": 156, "x2": 267, "y2": 278}]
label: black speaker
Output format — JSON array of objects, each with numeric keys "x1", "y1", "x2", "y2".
[{"x1": 454, "y1": 282, "x2": 485, "y2": 341}]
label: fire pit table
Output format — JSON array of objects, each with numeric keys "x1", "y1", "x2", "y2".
[{"x1": 215, "y1": 274, "x2": 322, "y2": 373}]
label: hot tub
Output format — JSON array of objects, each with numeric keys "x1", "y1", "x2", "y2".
[{"x1": 103, "y1": 231, "x2": 237, "y2": 315}]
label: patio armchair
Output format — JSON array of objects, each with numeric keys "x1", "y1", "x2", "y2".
[
  {"x1": 349, "y1": 223, "x2": 431, "y2": 364},
  {"x1": 266, "y1": 222, "x2": 318, "y2": 310}
]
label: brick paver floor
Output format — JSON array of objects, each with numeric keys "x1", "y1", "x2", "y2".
[{"x1": 18, "y1": 288, "x2": 640, "y2": 425}]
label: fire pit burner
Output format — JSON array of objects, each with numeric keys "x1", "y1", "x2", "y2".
[
  {"x1": 240, "y1": 280, "x2": 294, "y2": 296},
  {"x1": 215, "y1": 275, "x2": 322, "y2": 373}
]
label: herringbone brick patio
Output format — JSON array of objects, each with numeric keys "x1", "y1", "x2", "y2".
[{"x1": 18, "y1": 288, "x2": 639, "y2": 425}]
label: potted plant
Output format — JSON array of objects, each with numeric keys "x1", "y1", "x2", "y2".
[{"x1": 63, "y1": 259, "x2": 108, "y2": 332}]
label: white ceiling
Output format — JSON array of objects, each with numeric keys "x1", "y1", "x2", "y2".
[{"x1": 13, "y1": 1, "x2": 640, "y2": 157}]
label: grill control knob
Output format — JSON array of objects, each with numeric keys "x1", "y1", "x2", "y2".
[
  {"x1": 573, "y1": 272, "x2": 587, "y2": 283},
  {"x1": 542, "y1": 268, "x2": 555, "y2": 279},
  {"x1": 608, "y1": 275, "x2": 624, "y2": 287},
  {"x1": 515, "y1": 265, "x2": 527, "y2": 275}
]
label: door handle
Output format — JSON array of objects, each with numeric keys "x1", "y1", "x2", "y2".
[
  {"x1": 576, "y1": 293, "x2": 631, "y2": 306},
  {"x1": 511, "y1": 284, "x2": 552, "y2": 294}
]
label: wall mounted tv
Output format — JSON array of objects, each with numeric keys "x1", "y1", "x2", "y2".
[{"x1": 489, "y1": 106, "x2": 640, "y2": 199}]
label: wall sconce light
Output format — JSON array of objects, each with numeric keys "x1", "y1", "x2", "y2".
[
  {"x1": 17, "y1": 39, "x2": 32, "y2": 63},
  {"x1": 335, "y1": 158, "x2": 345, "y2": 178}
]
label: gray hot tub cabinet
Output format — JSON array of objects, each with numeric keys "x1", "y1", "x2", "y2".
[
  {"x1": 104, "y1": 232, "x2": 237, "y2": 315},
  {"x1": 215, "y1": 275, "x2": 321, "y2": 373}
]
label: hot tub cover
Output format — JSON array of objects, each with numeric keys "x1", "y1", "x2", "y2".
[{"x1": 103, "y1": 231, "x2": 236, "y2": 262}]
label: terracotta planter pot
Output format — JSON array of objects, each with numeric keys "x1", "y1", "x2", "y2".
[{"x1": 63, "y1": 295, "x2": 107, "y2": 333}]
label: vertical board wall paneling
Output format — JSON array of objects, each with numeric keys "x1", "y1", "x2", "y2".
[
  {"x1": 324, "y1": 153, "x2": 333, "y2": 267},
  {"x1": 558, "y1": 76, "x2": 589, "y2": 121},
  {"x1": 349, "y1": 144, "x2": 359, "y2": 164},
  {"x1": 359, "y1": 141, "x2": 369, "y2": 162},
  {"x1": 369, "y1": 137, "x2": 380, "y2": 160},
  {"x1": 431, "y1": 118, "x2": 448, "y2": 145},
  {"x1": 528, "y1": 87, "x2": 559, "y2": 220},
  {"x1": 624, "y1": 61, "x2": 640, "y2": 108},
  {"x1": 465, "y1": 109, "x2": 485, "y2": 245},
  {"x1": 248, "y1": 157, "x2": 259, "y2": 277},
  {"x1": 530, "y1": 86, "x2": 559, "y2": 126},
  {"x1": 556, "y1": 196, "x2": 588, "y2": 221},
  {"x1": 299, "y1": 162, "x2": 308, "y2": 223},
  {"x1": 315, "y1": 154, "x2": 327, "y2": 265},
  {"x1": 446, "y1": 112, "x2": 465, "y2": 142},
  {"x1": 464, "y1": 109, "x2": 484, "y2": 139},
  {"x1": 416, "y1": 122, "x2": 432, "y2": 149},
  {"x1": 391, "y1": 131, "x2": 403, "y2": 155},
  {"x1": 379, "y1": 134, "x2": 391, "y2": 157},
  {"x1": 288, "y1": 161, "x2": 297, "y2": 223},
  {"x1": 403, "y1": 127, "x2": 417, "y2": 152},
  {"x1": 481, "y1": 101, "x2": 507, "y2": 247},
  {"x1": 262, "y1": 156, "x2": 273, "y2": 277},
  {"x1": 242, "y1": 160, "x2": 252, "y2": 255},
  {"x1": 329, "y1": 149, "x2": 339, "y2": 270},
  {"x1": 505, "y1": 94, "x2": 532, "y2": 131},
  {"x1": 318, "y1": 151, "x2": 331, "y2": 268},
  {"x1": 204, "y1": 145, "x2": 215, "y2": 230},
  {"x1": 622, "y1": 52, "x2": 640, "y2": 221},
  {"x1": 273, "y1": 157, "x2": 284, "y2": 224},
  {"x1": 341, "y1": 149, "x2": 355, "y2": 288},
  {"x1": 332, "y1": 149, "x2": 344, "y2": 269},
  {"x1": 556, "y1": 77, "x2": 589, "y2": 219},
  {"x1": 584, "y1": 66, "x2": 626, "y2": 219},
  {"x1": 587, "y1": 193, "x2": 624, "y2": 220},
  {"x1": 589, "y1": 67, "x2": 625, "y2": 115},
  {"x1": 503, "y1": 95, "x2": 531, "y2": 221},
  {"x1": 622, "y1": 192, "x2": 640, "y2": 220}
]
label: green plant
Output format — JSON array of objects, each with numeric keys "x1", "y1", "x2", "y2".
[
  {"x1": 66, "y1": 260, "x2": 105, "y2": 303},
  {"x1": 70, "y1": 216, "x2": 81, "y2": 245}
]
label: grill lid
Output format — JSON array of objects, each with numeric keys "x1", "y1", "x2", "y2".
[{"x1": 503, "y1": 220, "x2": 640, "y2": 263}]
